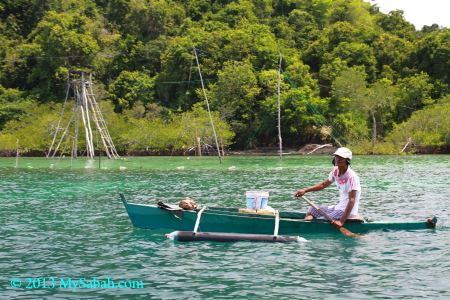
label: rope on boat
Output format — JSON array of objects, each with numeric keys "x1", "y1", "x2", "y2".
[
  {"x1": 274, "y1": 210, "x2": 280, "y2": 237},
  {"x1": 193, "y1": 206, "x2": 207, "y2": 234}
]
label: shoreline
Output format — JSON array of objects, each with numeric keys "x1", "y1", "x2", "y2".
[{"x1": 1, "y1": 144, "x2": 449, "y2": 157}]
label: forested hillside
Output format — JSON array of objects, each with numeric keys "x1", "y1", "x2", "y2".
[{"x1": 0, "y1": 0, "x2": 448, "y2": 155}]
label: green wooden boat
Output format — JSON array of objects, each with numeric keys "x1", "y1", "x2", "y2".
[{"x1": 120, "y1": 194, "x2": 437, "y2": 235}]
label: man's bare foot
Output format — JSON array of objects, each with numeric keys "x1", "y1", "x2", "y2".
[{"x1": 305, "y1": 215, "x2": 314, "y2": 221}]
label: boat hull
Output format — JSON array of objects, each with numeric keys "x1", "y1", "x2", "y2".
[{"x1": 121, "y1": 196, "x2": 437, "y2": 235}]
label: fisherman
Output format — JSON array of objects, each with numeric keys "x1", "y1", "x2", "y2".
[{"x1": 294, "y1": 147, "x2": 361, "y2": 227}]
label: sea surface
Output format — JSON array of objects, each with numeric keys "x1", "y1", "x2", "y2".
[{"x1": 1, "y1": 155, "x2": 449, "y2": 299}]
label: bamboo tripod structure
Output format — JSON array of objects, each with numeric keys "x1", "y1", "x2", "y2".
[{"x1": 47, "y1": 71, "x2": 119, "y2": 159}]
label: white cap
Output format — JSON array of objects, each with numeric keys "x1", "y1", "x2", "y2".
[{"x1": 333, "y1": 147, "x2": 352, "y2": 160}]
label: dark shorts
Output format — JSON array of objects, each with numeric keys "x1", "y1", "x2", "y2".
[{"x1": 307, "y1": 205, "x2": 344, "y2": 220}]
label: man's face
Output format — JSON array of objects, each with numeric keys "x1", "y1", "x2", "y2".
[{"x1": 335, "y1": 155, "x2": 348, "y2": 167}]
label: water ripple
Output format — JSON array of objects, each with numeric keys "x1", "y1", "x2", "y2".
[{"x1": 1, "y1": 156, "x2": 449, "y2": 299}]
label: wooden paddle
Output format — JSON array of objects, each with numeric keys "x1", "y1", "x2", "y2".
[{"x1": 301, "y1": 196, "x2": 361, "y2": 238}]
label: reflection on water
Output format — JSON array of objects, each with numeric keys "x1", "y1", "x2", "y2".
[{"x1": 1, "y1": 155, "x2": 449, "y2": 299}]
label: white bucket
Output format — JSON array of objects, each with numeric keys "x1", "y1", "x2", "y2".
[{"x1": 245, "y1": 191, "x2": 269, "y2": 209}]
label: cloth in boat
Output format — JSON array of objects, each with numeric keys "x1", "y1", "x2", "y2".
[
  {"x1": 179, "y1": 197, "x2": 197, "y2": 210},
  {"x1": 307, "y1": 205, "x2": 344, "y2": 220},
  {"x1": 328, "y1": 165, "x2": 361, "y2": 216}
]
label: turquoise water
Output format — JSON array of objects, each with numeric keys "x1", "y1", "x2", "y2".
[{"x1": 1, "y1": 155, "x2": 449, "y2": 299}]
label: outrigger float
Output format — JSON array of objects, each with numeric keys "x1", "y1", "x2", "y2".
[{"x1": 120, "y1": 194, "x2": 437, "y2": 242}]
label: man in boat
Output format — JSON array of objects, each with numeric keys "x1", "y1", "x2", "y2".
[{"x1": 294, "y1": 147, "x2": 361, "y2": 228}]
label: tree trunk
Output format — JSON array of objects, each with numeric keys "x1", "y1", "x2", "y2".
[{"x1": 196, "y1": 128, "x2": 201, "y2": 156}]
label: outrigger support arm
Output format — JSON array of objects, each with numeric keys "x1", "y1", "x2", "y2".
[{"x1": 193, "y1": 206, "x2": 207, "y2": 234}]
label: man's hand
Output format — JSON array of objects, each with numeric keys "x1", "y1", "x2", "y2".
[
  {"x1": 294, "y1": 180, "x2": 332, "y2": 198},
  {"x1": 332, "y1": 220, "x2": 344, "y2": 228},
  {"x1": 294, "y1": 189, "x2": 307, "y2": 197}
]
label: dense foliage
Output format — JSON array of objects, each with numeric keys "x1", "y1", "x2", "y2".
[{"x1": 0, "y1": 0, "x2": 448, "y2": 155}]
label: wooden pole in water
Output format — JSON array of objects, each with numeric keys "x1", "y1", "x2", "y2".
[
  {"x1": 220, "y1": 137, "x2": 225, "y2": 157},
  {"x1": 15, "y1": 139, "x2": 19, "y2": 168},
  {"x1": 193, "y1": 46, "x2": 222, "y2": 163},
  {"x1": 98, "y1": 143, "x2": 101, "y2": 169},
  {"x1": 277, "y1": 51, "x2": 283, "y2": 159},
  {"x1": 71, "y1": 139, "x2": 74, "y2": 168},
  {"x1": 97, "y1": 128, "x2": 101, "y2": 169},
  {"x1": 197, "y1": 137, "x2": 202, "y2": 156},
  {"x1": 195, "y1": 127, "x2": 201, "y2": 156}
]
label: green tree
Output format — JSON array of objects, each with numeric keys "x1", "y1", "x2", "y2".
[
  {"x1": 0, "y1": 0, "x2": 449, "y2": 153},
  {"x1": 213, "y1": 0, "x2": 257, "y2": 28},
  {"x1": 0, "y1": 102, "x2": 59, "y2": 151},
  {"x1": 21, "y1": 11, "x2": 101, "y2": 99},
  {"x1": 253, "y1": 0, "x2": 273, "y2": 20},
  {"x1": 108, "y1": 35, "x2": 167, "y2": 79},
  {"x1": 287, "y1": 9, "x2": 319, "y2": 49},
  {"x1": 0, "y1": 0, "x2": 51, "y2": 37},
  {"x1": 209, "y1": 61, "x2": 260, "y2": 148},
  {"x1": 330, "y1": 67, "x2": 369, "y2": 143},
  {"x1": 303, "y1": 21, "x2": 359, "y2": 72},
  {"x1": 376, "y1": 10, "x2": 416, "y2": 41},
  {"x1": 1, "y1": 43, "x2": 43, "y2": 90},
  {"x1": 108, "y1": 70, "x2": 156, "y2": 112},
  {"x1": 119, "y1": 117, "x2": 180, "y2": 152},
  {"x1": 301, "y1": 0, "x2": 332, "y2": 28},
  {"x1": 318, "y1": 58, "x2": 349, "y2": 96},
  {"x1": 372, "y1": 33, "x2": 413, "y2": 77},
  {"x1": 178, "y1": 103, "x2": 234, "y2": 154},
  {"x1": 388, "y1": 95, "x2": 450, "y2": 149},
  {"x1": 324, "y1": 42, "x2": 377, "y2": 81},
  {"x1": 184, "y1": 0, "x2": 212, "y2": 21},
  {"x1": 259, "y1": 88, "x2": 328, "y2": 146},
  {"x1": 415, "y1": 29, "x2": 450, "y2": 85},
  {"x1": 270, "y1": 16, "x2": 294, "y2": 43},
  {"x1": 327, "y1": 0, "x2": 374, "y2": 30},
  {"x1": 120, "y1": 0, "x2": 185, "y2": 40},
  {"x1": 330, "y1": 69, "x2": 397, "y2": 145},
  {"x1": 361, "y1": 79, "x2": 397, "y2": 145},
  {"x1": 0, "y1": 86, "x2": 34, "y2": 129},
  {"x1": 284, "y1": 60, "x2": 320, "y2": 94},
  {"x1": 156, "y1": 36, "x2": 197, "y2": 109},
  {"x1": 395, "y1": 72, "x2": 434, "y2": 122},
  {"x1": 103, "y1": 0, "x2": 131, "y2": 27}
]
